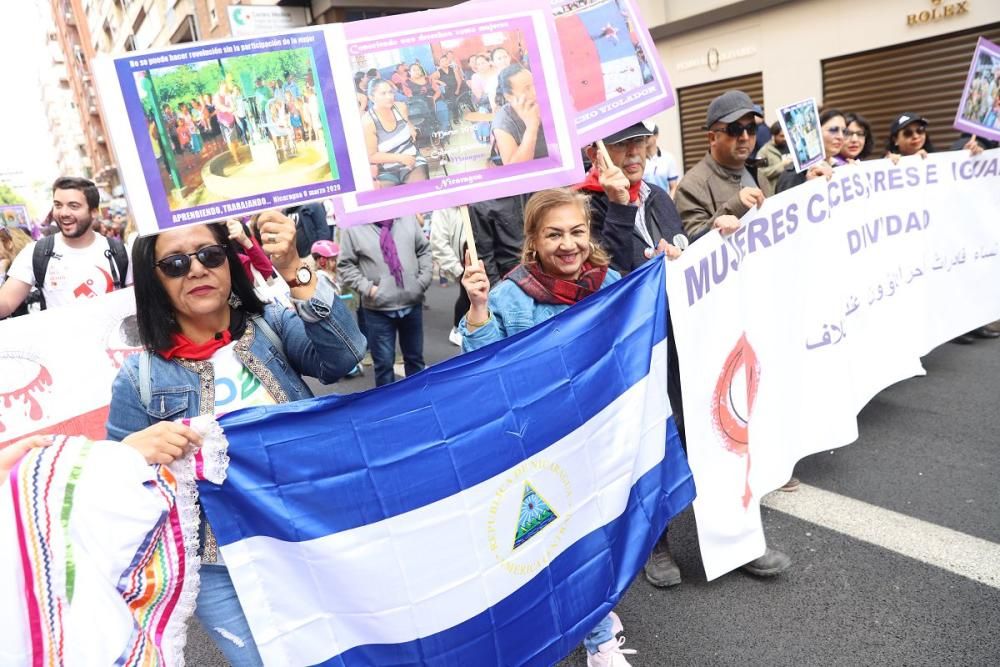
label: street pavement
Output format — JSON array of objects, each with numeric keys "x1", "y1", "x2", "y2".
[{"x1": 186, "y1": 281, "x2": 1000, "y2": 666}]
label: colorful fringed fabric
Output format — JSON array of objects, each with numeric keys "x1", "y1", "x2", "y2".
[{"x1": 1, "y1": 418, "x2": 227, "y2": 666}]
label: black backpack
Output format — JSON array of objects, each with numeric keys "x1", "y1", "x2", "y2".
[{"x1": 31, "y1": 235, "x2": 129, "y2": 310}]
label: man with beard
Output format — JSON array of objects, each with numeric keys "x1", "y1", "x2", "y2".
[
  {"x1": 756, "y1": 120, "x2": 792, "y2": 196},
  {"x1": 0, "y1": 177, "x2": 130, "y2": 317},
  {"x1": 674, "y1": 90, "x2": 766, "y2": 241}
]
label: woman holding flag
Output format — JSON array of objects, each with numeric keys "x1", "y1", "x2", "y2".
[{"x1": 105, "y1": 211, "x2": 365, "y2": 664}]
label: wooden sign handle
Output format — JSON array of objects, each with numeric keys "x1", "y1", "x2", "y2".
[{"x1": 459, "y1": 205, "x2": 479, "y2": 267}]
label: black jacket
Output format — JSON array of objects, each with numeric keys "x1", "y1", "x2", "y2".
[
  {"x1": 468, "y1": 193, "x2": 531, "y2": 285},
  {"x1": 583, "y1": 183, "x2": 688, "y2": 444},
  {"x1": 291, "y1": 202, "x2": 333, "y2": 258}
]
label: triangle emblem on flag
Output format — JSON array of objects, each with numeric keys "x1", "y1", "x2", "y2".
[{"x1": 513, "y1": 482, "x2": 558, "y2": 549}]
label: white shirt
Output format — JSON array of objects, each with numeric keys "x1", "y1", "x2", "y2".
[
  {"x1": 643, "y1": 151, "x2": 680, "y2": 193},
  {"x1": 7, "y1": 232, "x2": 133, "y2": 309},
  {"x1": 210, "y1": 341, "x2": 277, "y2": 413}
]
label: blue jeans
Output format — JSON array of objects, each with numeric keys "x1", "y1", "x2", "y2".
[
  {"x1": 363, "y1": 306, "x2": 425, "y2": 386},
  {"x1": 195, "y1": 564, "x2": 263, "y2": 666},
  {"x1": 583, "y1": 614, "x2": 614, "y2": 654}
]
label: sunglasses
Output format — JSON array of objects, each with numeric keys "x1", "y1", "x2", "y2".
[
  {"x1": 155, "y1": 244, "x2": 228, "y2": 278},
  {"x1": 901, "y1": 125, "x2": 926, "y2": 138},
  {"x1": 713, "y1": 121, "x2": 756, "y2": 138}
]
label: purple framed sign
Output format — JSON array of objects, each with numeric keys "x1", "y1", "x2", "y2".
[
  {"x1": 329, "y1": 0, "x2": 583, "y2": 226},
  {"x1": 94, "y1": 29, "x2": 355, "y2": 235},
  {"x1": 0, "y1": 205, "x2": 30, "y2": 229},
  {"x1": 777, "y1": 97, "x2": 824, "y2": 174},
  {"x1": 551, "y1": 0, "x2": 675, "y2": 143},
  {"x1": 954, "y1": 37, "x2": 1000, "y2": 143}
]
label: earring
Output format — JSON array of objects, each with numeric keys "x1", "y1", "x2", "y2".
[{"x1": 228, "y1": 292, "x2": 242, "y2": 309}]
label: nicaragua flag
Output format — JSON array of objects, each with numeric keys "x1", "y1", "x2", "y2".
[{"x1": 200, "y1": 257, "x2": 695, "y2": 666}]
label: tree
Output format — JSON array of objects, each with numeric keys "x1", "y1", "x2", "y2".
[{"x1": 0, "y1": 184, "x2": 24, "y2": 205}]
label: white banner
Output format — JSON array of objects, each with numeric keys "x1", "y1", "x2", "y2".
[
  {"x1": 665, "y1": 149, "x2": 1000, "y2": 580},
  {"x1": 0, "y1": 289, "x2": 138, "y2": 446}
]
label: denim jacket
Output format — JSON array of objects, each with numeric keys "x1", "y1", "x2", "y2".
[
  {"x1": 458, "y1": 269, "x2": 621, "y2": 352},
  {"x1": 106, "y1": 274, "x2": 366, "y2": 441}
]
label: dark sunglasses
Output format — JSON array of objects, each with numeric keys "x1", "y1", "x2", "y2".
[
  {"x1": 713, "y1": 121, "x2": 755, "y2": 138},
  {"x1": 901, "y1": 125, "x2": 926, "y2": 138},
  {"x1": 155, "y1": 244, "x2": 228, "y2": 278}
]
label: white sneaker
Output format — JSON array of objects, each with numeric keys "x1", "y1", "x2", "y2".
[
  {"x1": 448, "y1": 327, "x2": 463, "y2": 346},
  {"x1": 586, "y1": 636, "x2": 636, "y2": 667}
]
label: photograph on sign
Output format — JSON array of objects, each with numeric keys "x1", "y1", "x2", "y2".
[
  {"x1": 94, "y1": 29, "x2": 354, "y2": 235},
  {"x1": 332, "y1": 0, "x2": 582, "y2": 225},
  {"x1": 0, "y1": 205, "x2": 30, "y2": 229},
  {"x1": 777, "y1": 97, "x2": 824, "y2": 173},
  {"x1": 551, "y1": 0, "x2": 675, "y2": 142},
  {"x1": 954, "y1": 37, "x2": 1000, "y2": 143}
]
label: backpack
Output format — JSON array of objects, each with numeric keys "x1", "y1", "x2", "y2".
[{"x1": 32, "y1": 234, "x2": 129, "y2": 310}]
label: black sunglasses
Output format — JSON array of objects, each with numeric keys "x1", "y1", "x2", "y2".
[
  {"x1": 901, "y1": 125, "x2": 926, "y2": 138},
  {"x1": 713, "y1": 121, "x2": 756, "y2": 138},
  {"x1": 155, "y1": 244, "x2": 229, "y2": 278}
]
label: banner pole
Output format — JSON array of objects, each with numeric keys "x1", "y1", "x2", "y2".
[
  {"x1": 596, "y1": 140, "x2": 613, "y2": 171},
  {"x1": 459, "y1": 205, "x2": 479, "y2": 267}
]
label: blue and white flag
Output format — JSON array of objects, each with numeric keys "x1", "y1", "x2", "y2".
[{"x1": 201, "y1": 257, "x2": 695, "y2": 666}]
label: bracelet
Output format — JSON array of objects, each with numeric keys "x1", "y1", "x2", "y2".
[{"x1": 467, "y1": 311, "x2": 491, "y2": 328}]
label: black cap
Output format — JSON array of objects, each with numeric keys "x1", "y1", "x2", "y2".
[
  {"x1": 705, "y1": 90, "x2": 763, "y2": 129},
  {"x1": 888, "y1": 113, "x2": 928, "y2": 135},
  {"x1": 603, "y1": 121, "x2": 655, "y2": 145}
]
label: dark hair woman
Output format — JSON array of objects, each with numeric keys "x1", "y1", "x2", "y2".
[
  {"x1": 775, "y1": 107, "x2": 847, "y2": 193},
  {"x1": 106, "y1": 211, "x2": 365, "y2": 665},
  {"x1": 840, "y1": 112, "x2": 874, "y2": 161},
  {"x1": 884, "y1": 112, "x2": 936, "y2": 158},
  {"x1": 363, "y1": 78, "x2": 429, "y2": 186}
]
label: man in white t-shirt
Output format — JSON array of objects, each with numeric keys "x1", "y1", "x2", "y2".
[
  {"x1": 642, "y1": 125, "x2": 681, "y2": 198},
  {"x1": 0, "y1": 177, "x2": 132, "y2": 317}
]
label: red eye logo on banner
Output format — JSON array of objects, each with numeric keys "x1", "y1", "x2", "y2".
[
  {"x1": 0, "y1": 352, "x2": 53, "y2": 435},
  {"x1": 711, "y1": 333, "x2": 760, "y2": 509}
]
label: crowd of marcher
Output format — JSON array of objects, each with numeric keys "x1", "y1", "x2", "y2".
[{"x1": 1, "y1": 87, "x2": 998, "y2": 667}]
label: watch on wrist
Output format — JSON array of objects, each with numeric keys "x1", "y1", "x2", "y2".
[{"x1": 285, "y1": 265, "x2": 313, "y2": 288}]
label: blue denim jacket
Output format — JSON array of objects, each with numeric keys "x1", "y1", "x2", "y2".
[
  {"x1": 106, "y1": 274, "x2": 366, "y2": 440},
  {"x1": 459, "y1": 269, "x2": 621, "y2": 352}
]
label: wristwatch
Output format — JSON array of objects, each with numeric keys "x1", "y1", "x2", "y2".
[{"x1": 285, "y1": 265, "x2": 313, "y2": 288}]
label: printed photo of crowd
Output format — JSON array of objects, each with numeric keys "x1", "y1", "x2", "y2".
[
  {"x1": 959, "y1": 46, "x2": 1000, "y2": 131},
  {"x1": 350, "y1": 29, "x2": 550, "y2": 190},
  {"x1": 134, "y1": 47, "x2": 338, "y2": 210}
]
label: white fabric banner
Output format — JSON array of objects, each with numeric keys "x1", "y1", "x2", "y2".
[{"x1": 665, "y1": 149, "x2": 1000, "y2": 580}]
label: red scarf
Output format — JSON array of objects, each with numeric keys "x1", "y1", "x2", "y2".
[
  {"x1": 507, "y1": 261, "x2": 608, "y2": 306},
  {"x1": 576, "y1": 166, "x2": 642, "y2": 203},
  {"x1": 160, "y1": 330, "x2": 233, "y2": 361}
]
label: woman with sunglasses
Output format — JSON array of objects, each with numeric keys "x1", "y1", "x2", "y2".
[
  {"x1": 884, "y1": 112, "x2": 984, "y2": 164},
  {"x1": 775, "y1": 108, "x2": 847, "y2": 193},
  {"x1": 839, "y1": 112, "x2": 874, "y2": 162},
  {"x1": 106, "y1": 211, "x2": 365, "y2": 665}
]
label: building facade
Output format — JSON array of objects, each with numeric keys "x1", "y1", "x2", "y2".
[{"x1": 638, "y1": 0, "x2": 1000, "y2": 170}]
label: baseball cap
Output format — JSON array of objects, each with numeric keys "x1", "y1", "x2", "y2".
[
  {"x1": 311, "y1": 240, "x2": 340, "y2": 258},
  {"x1": 603, "y1": 121, "x2": 655, "y2": 145},
  {"x1": 888, "y1": 113, "x2": 928, "y2": 135},
  {"x1": 705, "y1": 90, "x2": 763, "y2": 129}
]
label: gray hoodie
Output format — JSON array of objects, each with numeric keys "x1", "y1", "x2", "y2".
[{"x1": 337, "y1": 216, "x2": 432, "y2": 311}]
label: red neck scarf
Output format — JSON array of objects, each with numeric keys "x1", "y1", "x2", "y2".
[
  {"x1": 160, "y1": 330, "x2": 233, "y2": 361},
  {"x1": 577, "y1": 166, "x2": 643, "y2": 203},
  {"x1": 507, "y1": 261, "x2": 608, "y2": 306}
]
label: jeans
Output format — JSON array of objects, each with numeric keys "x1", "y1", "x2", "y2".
[
  {"x1": 583, "y1": 614, "x2": 614, "y2": 654},
  {"x1": 195, "y1": 564, "x2": 263, "y2": 666},
  {"x1": 363, "y1": 306, "x2": 425, "y2": 386}
]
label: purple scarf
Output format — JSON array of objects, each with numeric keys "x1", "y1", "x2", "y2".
[{"x1": 376, "y1": 220, "x2": 405, "y2": 288}]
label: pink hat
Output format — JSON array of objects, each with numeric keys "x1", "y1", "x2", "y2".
[{"x1": 311, "y1": 240, "x2": 340, "y2": 258}]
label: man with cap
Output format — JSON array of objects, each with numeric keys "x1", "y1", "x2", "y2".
[
  {"x1": 578, "y1": 121, "x2": 685, "y2": 274},
  {"x1": 674, "y1": 90, "x2": 766, "y2": 241},
  {"x1": 667, "y1": 90, "x2": 793, "y2": 583}
]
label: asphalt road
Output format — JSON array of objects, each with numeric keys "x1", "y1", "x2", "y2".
[{"x1": 186, "y1": 282, "x2": 1000, "y2": 666}]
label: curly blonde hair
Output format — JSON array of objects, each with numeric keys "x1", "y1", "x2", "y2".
[
  {"x1": 520, "y1": 188, "x2": 610, "y2": 267},
  {"x1": 0, "y1": 226, "x2": 32, "y2": 263}
]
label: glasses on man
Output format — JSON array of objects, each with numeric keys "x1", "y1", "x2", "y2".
[
  {"x1": 844, "y1": 130, "x2": 866, "y2": 140},
  {"x1": 901, "y1": 125, "x2": 926, "y2": 139},
  {"x1": 155, "y1": 244, "x2": 229, "y2": 278},
  {"x1": 712, "y1": 121, "x2": 756, "y2": 138}
]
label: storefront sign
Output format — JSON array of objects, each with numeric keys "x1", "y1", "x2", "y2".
[
  {"x1": 907, "y1": 0, "x2": 969, "y2": 26},
  {"x1": 676, "y1": 46, "x2": 757, "y2": 72}
]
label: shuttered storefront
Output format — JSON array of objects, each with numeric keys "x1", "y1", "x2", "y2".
[
  {"x1": 823, "y1": 23, "x2": 1000, "y2": 154},
  {"x1": 677, "y1": 73, "x2": 764, "y2": 171}
]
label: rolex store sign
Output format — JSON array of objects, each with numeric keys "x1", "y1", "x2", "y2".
[{"x1": 907, "y1": 0, "x2": 969, "y2": 26}]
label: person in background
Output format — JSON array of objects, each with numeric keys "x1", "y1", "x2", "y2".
[
  {"x1": 756, "y1": 121, "x2": 792, "y2": 196},
  {"x1": 839, "y1": 112, "x2": 874, "y2": 162},
  {"x1": 642, "y1": 125, "x2": 681, "y2": 198},
  {"x1": 337, "y1": 215, "x2": 432, "y2": 386},
  {"x1": 430, "y1": 206, "x2": 468, "y2": 346},
  {"x1": 226, "y1": 218, "x2": 274, "y2": 283},
  {"x1": 311, "y1": 239, "x2": 341, "y2": 292}
]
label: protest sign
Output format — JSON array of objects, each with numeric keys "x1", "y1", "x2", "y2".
[
  {"x1": 954, "y1": 37, "x2": 1000, "y2": 142},
  {"x1": 0, "y1": 288, "x2": 137, "y2": 447},
  {"x1": 0, "y1": 204, "x2": 30, "y2": 228},
  {"x1": 777, "y1": 97, "x2": 824, "y2": 173},
  {"x1": 665, "y1": 149, "x2": 1000, "y2": 579},
  {"x1": 330, "y1": 0, "x2": 583, "y2": 226},
  {"x1": 93, "y1": 29, "x2": 355, "y2": 235},
  {"x1": 551, "y1": 0, "x2": 675, "y2": 143}
]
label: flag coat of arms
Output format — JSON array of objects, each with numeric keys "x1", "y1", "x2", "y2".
[{"x1": 201, "y1": 257, "x2": 695, "y2": 666}]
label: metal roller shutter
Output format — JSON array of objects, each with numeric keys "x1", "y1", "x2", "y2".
[
  {"x1": 677, "y1": 73, "x2": 764, "y2": 171},
  {"x1": 823, "y1": 23, "x2": 1000, "y2": 155}
]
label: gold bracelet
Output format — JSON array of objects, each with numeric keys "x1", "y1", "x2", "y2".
[{"x1": 467, "y1": 311, "x2": 491, "y2": 328}]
